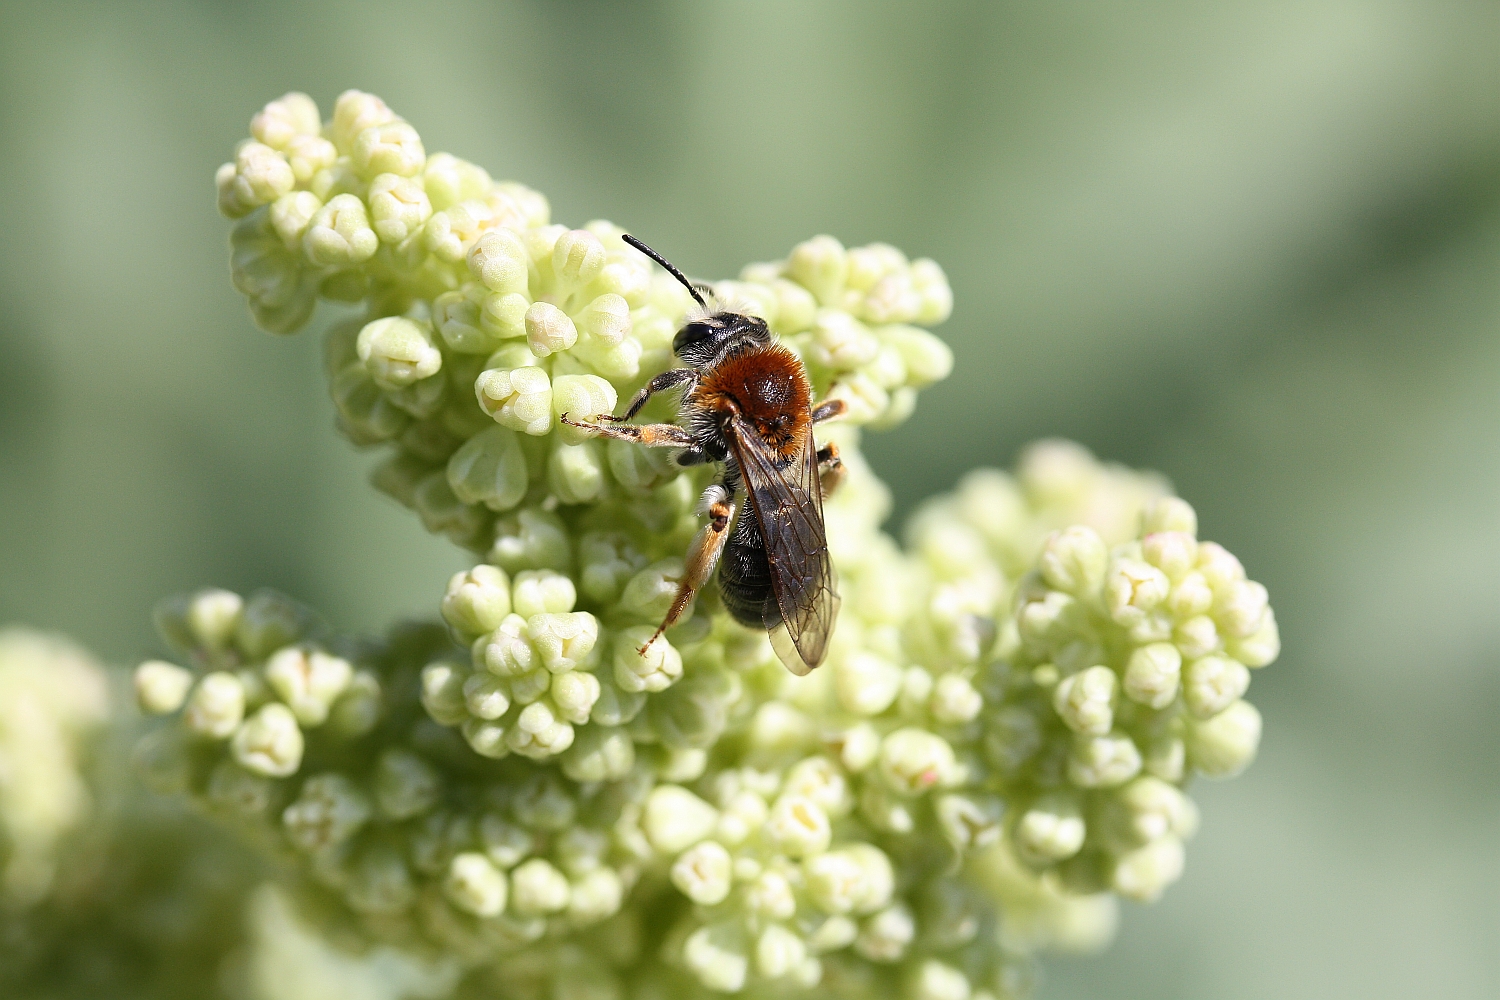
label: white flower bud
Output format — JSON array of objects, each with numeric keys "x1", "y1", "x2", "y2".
[
  {"x1": 550, "y1": 669, "x2": 601, "y2": 724},
  {"x1": 462, "y1": 673, "x2": 511, "y2": 720},
  {"x1": 1228, "y1": 607, "x2": 1280, "y2": 667},
  {"x1": 1104, "y1": 558, "x2": 1171, "y2": 626},
  {"x1": 1102, "y1": 776, "x2": 1193, "y2": 848},
  {"x1": 264, "y1": 647, "x2": 353, "y2": 726},
  {"x1": 1141, "y1": 496, "x2": 1198, "y2": 536},
  {"x1": 746, "y1": 868, "x2": 797, "y2": 920},
  {"x1": 929, "y1": 672, "x2": 983, "y2": 724},
  {"x1": 644, "y1": 785, "x2": 719, "y2": 855},
  {"x1": 671, "y1": 840, "x2": 733, "y2": 905},
  {"x1": 1068, "y1": 731, "x2": 1142, "y2": 788},
  {"x1": 467, "y1": 228, "x2": 528, "y2": 294},
  {"x1": 232, "y1": 703, "x2": 304, "y2": 777},
  {"x1": 251, "y1": 92, "x2": 319, "y2": 150},
  {"x1": 561, "y1": 726, "x2": 635, "y2": 783},
  {"x1": 755, "y1": 923, "x2": 807, "y2": 980},
  {"x1": 878, "y1": 728, "x2": 956, "y2": 796},
  {"x1": 440, "y1": 564, "x2": 512, "y2": 637},
  {"x1": 935, "y1": 793, "x2": 1004, "y2": 852},
  {"x1": 548, "y1": 439, "x2": 607, "y2": 505},
  {"x1": 834, "y1": 650, "x2": 902, "y2": 716},
  {"x1": 1142, "y1": 530, "x2": 1198, "y2": 581},
  {"x1": 507, "y1": 570, "x2": 575, "y2": 617},
  {"x1": 270, "y1": 190, "x2": 321, "y2": 246},
  {"x1": 808, "y1": 310, "x2": 879, "y2": 371},
  {"x1": 1167, "y1": 571, "x2": 1214, "y2": 618},
  {"x1": 445, "y1": 852, "x2": 508, "y2": 917},
  {"x1": 568, "y1": 867, "x2": 624, "y2": 925},
  {"x1": 1016, "y1": 792, "x2": 1086, "y2": 863},
  {"x1": 374, "y1": 748, "x2": 439, "y2": 819},
  {"x1": 1052, "y1": 665, "x2": 1117, "y2": 735},
  {"x1": 1187, "y1": 699, "x2": 1261, "y2": 777},
  {"x1": 509, "y1": 857, "x2": 570, "y2": 915},
  {"x1": 184, "y1": 589, "x2": 244, "y2": 651},
  {"x1": 283, "y1": 133, "x2": 336, "y2": 184},
  {"x1": 805, "y1": 843, "x2": 894, "y2": 915},
  {"x1": 366, "y1": 172, "x2": 431, "y2": 245},
  {"x1": 527, "y1": 613, "x2": 598, "y2": 673},
  {"x1": 552, "y1": 229, "x2": 606, "y2": 288},
  {"x1": 552, "y1": 374, "x2": 618, "y2": 444},
  {"x1": 1214, "y1": 579, "x2": 1270, "y2": 638},
  {"x1": 911, "y1": 959, "x2": 971, "y2": 1000},
  {"x1": 508, "y1": 700, "x2": 575, "y2": 757},
  {"x1": 855, "y1": 904, "x2": 915, "y2": 962},
  {"x1": 352, "y1": 120, "x2": 424, "y2": 179},
  {"x1": 476, "y1": 365, "x2": 552, "y2": 435},
  {"x1": 684, "y1": 923, "x2": 749, "y2": 993},
  {"x1": 1040, "y1": 526, "x2": 1109, "y2": 595},
  {"x1": 1195, "y1": 541, "x2": 1246, "y2": 590},
  {"x1": 715, "y1": 789, "x2": 769, "y2": 846},
  {"x1": 1123, "y1": 642, "x2": 1182, "y2": 709},
  {"x1": 422, "y1": 152, "x2": 491, "y2": 210},
  {"x1": 423, "y1": 199, "x2": 495, "y2": 261},
  {"x1": 765, "y1": 795, "x2": 832, "y2": 859},
  {"x1": 184, "y1": 671, "x2": 245, "y2": 738},
  {"x1": 1175, "y1": 615, "x2": 1221, "y2": 659},
  {"x1": 576, "y1": 293, "x2": 631, "y2": 345},
  {"x1": 420, "y1": 662, "x2": 468, "y2": 725},
  {"x1": 282, "y1": 773, "x2": 372, "y2": 852},
  {"x1": 356, "y1": 317, "x2": 441, "y2": 389},
  {"x1": 1112, "y1": 835, "x2": 1186, "y2": 903},
  {"x1": 304, "y1": 193, "x2": 378, "y2": 266},
  {"x1": 525, "y1": 301, "x2": 578, "y2": 357},
  {"x1": 787, "y1": 235, "x2": 848, "y2": 305},
  {"x1": 134, "y1": 660, "x2": 193, "y2": 714},
  {"x1": 331, "y1": 90, "x2": 397, "y2": 152},
  {"x1": 1182, "y1": 655, "x2": 1250, "y2": 718}
]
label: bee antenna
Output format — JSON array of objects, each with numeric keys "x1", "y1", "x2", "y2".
[{"x1": 623, "y1": 234, "x2": 706, "y2": 307}]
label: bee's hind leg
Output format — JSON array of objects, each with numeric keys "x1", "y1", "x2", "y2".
[
  {"x1": 640, "y1": 483, "x2": 736, "y2": 655},
  {"x1": 816, "y1": 441, "x2": 845, "y2": 499}
]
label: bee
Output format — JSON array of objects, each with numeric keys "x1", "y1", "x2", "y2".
[{"x1": 560, "y1": 235, "x2": 845, "y2": 675}]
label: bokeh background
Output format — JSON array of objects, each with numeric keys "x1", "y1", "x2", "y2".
[{"x1": 1, "y1": 1, "x2": 1497, "y2": 998}]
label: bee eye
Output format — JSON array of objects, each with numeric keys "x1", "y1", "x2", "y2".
[{"x1": 673, "y1": 322, "x2": 715, "y2": 354}]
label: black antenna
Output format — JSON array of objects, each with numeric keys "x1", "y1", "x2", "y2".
[{"x1": 623, "y1": 234, "x2": 706, "y2": 307}]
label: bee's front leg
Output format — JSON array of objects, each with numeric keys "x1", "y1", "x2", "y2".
[
  {"x1": 559, "y1": 413, "x2": 695, "y2": 448},
  {"x1": 639, "y1": 484, "x2": 736, "y2": 654}
]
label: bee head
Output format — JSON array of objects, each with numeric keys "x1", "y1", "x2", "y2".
[{"x1": 673, "y1": 310, "x2": 771, "y2": 369}]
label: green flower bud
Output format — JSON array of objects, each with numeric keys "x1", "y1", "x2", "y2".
[
  {"x1": 930, "y1": 673, "x2": 983, "y2": 724},
  {"x1": 134, "y1": 660, "x2": 193, "y2": 714},
  {"x1": 1186, "y1": 699, "x2": 1261, "y2": 777},
  {"x1": 447, "y1": 425, "x2": 528, "y2": 511},
  {"x1": 442, "y1": 564, "x2": 512, "y2": 636},
  {"x1": 332, "y1": 362, "x2": 411, "y2": 443},
  {"x1": 480, "y1": 290, "x2": 531, "y2": 341},
  {"x1": 374, "y1": 748, "x2": 440, "y2": 819},
  {"x1": 357, "y1": 316, "x2": 442, "y2": 389},
  {"x1": 576, "y1": 293, "x2": 631, "y2": 345},
  {"x1": 184, "y1": 671, "x2": 245, "y2": 738},
  {"x1": 462, "y1": 673, "x2": 511, "y2": 720},
  {"x1": 432, "y1": 285, "x2": 488, "y2": 353},
  {"x1": 445, "y1": 852, "x2": 509, "y2": 917},
  {"x1": 1016, "y1": 792, "x2": 1086, "y2": 864},
  {"x1": 367, "y1": 173, "x2": 432, "y2": 243},
  {"x1": 476, "y1": 365, "x2": 552, "y2": 436},
  {"x1": 207, "y1": 760, "x2": 276, "y2": 817},
  {"x1": 422, "y1": 152, "x2": 491, "y2": 211},
  {"x1": 1228, "y1": 608, "x2": 1280, "y2": 668},
  {"x1": 1122, "y1": 642, "x2": 1182, "y2": 709},
  {"x1": 264, "y1": 647, "x2": 353, "y2": 726},
  {"x1": 569, "y1": 867, "x2": 625, "y2": 926},
  {"x1": 346, "y1": 843, "x2": 415, "y2": 915},
  {"x1": 671, "y1": 839, "x2": 733, "y2": 905},
  {"x1": 509, "y1": 699, "x2": 575, "y2": 757},
  {"x1": 282, "y1": 773, "x2": 372, "y2": 852},
  {"x1": 1111, "y1": 835, "x2": 1185, "y2": 903},
  {"x1": 1068, "y1": 732, "x2": 1142, "y2": 789},
  {"x1": 423, "y1": 199, "x2": 493, "y2": 262},
  {"x1": 806, "y1": 844, "x2": 894, "y2": 915},
  {"x1": 1040, "y1": 526, "x2": 1109, "y2": 596},
  {"x1": 1099, "y1": 777, "x2": 1195, "y2": 850},
  {"x1": 510, "y1": 569, "x2": 577, "y2": 617},
  {"x1": 528, "y1": 613, "x2": 599, "y2": 673},
  {"x1": 935, "y1": 792, "x2": 1005, "y2": 852},
  {"x1": 234, "y1": 589, "x2": 310, "y2": 659},
  {"x1": 329, "y1": 670, "x2": 382, "y2": 737},
  {"x1": 185, "y1": 588, "x2": 244, "y2": 652},
  {"x1": 250, "y1": 92, "x2": 320, "y2": 150},
  {"x1": 304, "y1": 193, "x2": 378, "y2": 266},
  {"x1": 683, "y1": 923, "x2": 749, "y2": 993},
  {"x1": 644, "y1": 785, "x2": 718, "y2": 855},
  {"x1": 525, "y1": 301, "x2": 579, "y2": 357},
  {"x1": 878, "y1": 728, "x2": 956, "y2": 796},
  {"x1": 269, "y1": 190, "x2": 321, "y2": 246},
  {"x1": 552, "y1": 375, "x2": 618, "y2": 445},
  {"x1": 561, "y1": 724, "x2": 635, "y2": 782},
  {"x1": 1052, "y1": 665, "x2": 1117, "y2": 736},
  {"x1": 618, "y1": 560, "x2": 687, "y2": 623},
  {"x1": 352, "y1": 120, "x2": 424, "y2": 179},
  {"x1": 510, "y1": 857, "x2": 570, "y2": 915},
  {"x1": 232, "y1": 703, "x2": 304, "y2": 777}
]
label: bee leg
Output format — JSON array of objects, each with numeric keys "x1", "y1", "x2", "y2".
[
  {"x1": 559, "y1": 414, "x2": 695, "y2": 448},
  {"x1": 816, "y1": 441, "x2": 845, "y2": 498},
  {"x1": 639, "y1": 486, "x2": 736, "y2": 655},
  {"x1": 598, "y1": 368, "x2": 698, "y2": 423},
  {"x1": 811, "y1": 398, "x2": 847, "y2": 424}
]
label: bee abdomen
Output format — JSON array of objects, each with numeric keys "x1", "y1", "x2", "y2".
[{"x1": 718, "y1": 517, "x2": 774, "y2": 629}]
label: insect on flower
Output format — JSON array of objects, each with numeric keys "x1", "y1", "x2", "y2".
[{"x1": 561, "y1": 235, "x2": 844, "y2": 675}]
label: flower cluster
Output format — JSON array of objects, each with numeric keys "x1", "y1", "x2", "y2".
[{"x1": 142, "y1": 91, "x2": 1288, "y2": 1000}]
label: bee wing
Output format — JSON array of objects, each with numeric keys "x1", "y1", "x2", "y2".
[{"x1": 727, "y1": 413, "x2": 840, "y2": 675}]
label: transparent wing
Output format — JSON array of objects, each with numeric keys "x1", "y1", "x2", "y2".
[{"x1": 727, "y1": 413, "x2": 840, "y2": 675}]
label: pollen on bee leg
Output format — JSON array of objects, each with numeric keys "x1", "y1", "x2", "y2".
[
  {"x1": 817, "y1": 442, "x2": 845, "y2": 498},
  {"x1": 639, "y1": 495, "x2": 737, "y2": 654}
]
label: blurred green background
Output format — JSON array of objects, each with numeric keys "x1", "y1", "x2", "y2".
[{"x1": 1, "y1": 1, "x2": 1496, "y2": 997}]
